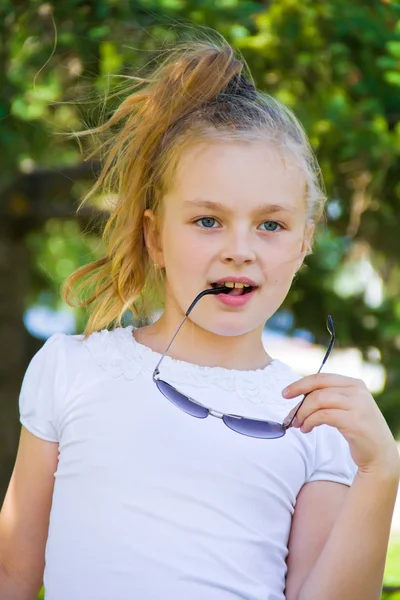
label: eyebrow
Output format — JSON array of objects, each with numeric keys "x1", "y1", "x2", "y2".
[{"x1": 183, "y1": 198, "x2": 298, "y2": 215}]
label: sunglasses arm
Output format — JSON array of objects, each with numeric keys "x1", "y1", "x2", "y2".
[
  {"x1": 153, "y1": 313, "x2": 188, "y2": 378},
  {"x1": 282, "y1": 323, "x2": 335, "y2": 430},
  {"x1": 153, "y1": 287, "x2": 227, "y2": 379}
]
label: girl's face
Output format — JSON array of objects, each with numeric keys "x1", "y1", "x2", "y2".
[{"x1": 146, "y1": 140, "x2": 313, "y2": 338}]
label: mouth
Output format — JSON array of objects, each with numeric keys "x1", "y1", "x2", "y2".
[{"x1": 210, "y1": 280, "x2": 258, "y2": 296}]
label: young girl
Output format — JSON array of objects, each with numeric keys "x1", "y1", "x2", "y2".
[{"x1": 1, "y1": 37, "x2": 399, "y2": 600}]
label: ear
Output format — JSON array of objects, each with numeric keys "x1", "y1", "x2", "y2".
[
  {"x1": 143, "y1": 209, "x2": 165, "y2": 268},
  {"x1": 296, "y1": 220, "x2": 315, "y2": 272}
]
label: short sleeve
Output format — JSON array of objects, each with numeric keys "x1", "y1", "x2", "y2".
[
  {"x1": 19, "y1": 333, "x2": 67, "y2": 442},
  {"x1": 306, "y1": 424, "x2": 358, "y2": 487}
]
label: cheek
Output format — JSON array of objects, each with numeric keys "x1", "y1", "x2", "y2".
[
  {"x1": 259, "y1": 245, "x2": 300, "y2": 280},
  {"x1": 163, "y1": 228, "x2": 213, "y2": 275}
]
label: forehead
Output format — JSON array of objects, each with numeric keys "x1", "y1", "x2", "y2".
[{"x1": 165, "y1": 140, "x2": 306, "y2": 214}]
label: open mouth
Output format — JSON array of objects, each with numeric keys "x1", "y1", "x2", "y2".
[{"x1": 210, "y1": 282, "x2": 256, "y2": 296}]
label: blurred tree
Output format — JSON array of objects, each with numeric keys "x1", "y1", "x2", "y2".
[{"x1": 1, "y1": 0, "x2": 400, "y2": 502}]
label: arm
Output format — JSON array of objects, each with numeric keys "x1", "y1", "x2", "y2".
[
  {"x1": 296, "y1": 466, "x2": 400, "y2": 600},
  {"x1": 0, "y1": 426, "x2": 59, "y2": 600},
  {"x1": 282, "y1": 373, "x2": 400, "y2": 600},
  {"x1": 285, "y1": 480, "x2": 349, "y2": 600},
  {"x1": 0, "y1": 564, "x2": 27, "y2": 600}
]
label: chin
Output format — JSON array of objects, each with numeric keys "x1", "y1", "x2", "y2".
[{"x1": 194, "y1": 315, "x2": 264, "y2": 338}]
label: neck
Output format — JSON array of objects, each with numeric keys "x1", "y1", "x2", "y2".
[{"x1": 133, "y1": 312, "x2": 272, "y2": 371}]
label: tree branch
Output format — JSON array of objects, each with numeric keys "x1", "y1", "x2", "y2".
[{"x1": 1, "y1": 160, "x2": 108, "y2": 235}]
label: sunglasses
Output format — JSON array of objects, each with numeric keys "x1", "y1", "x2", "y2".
[{"x1": 152, "y1": 286, "x2": 335, "y2": 439}]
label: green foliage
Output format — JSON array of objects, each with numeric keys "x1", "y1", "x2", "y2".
[
  {"x1": 385, "y1": 537, "x2": 400, "y2": 587},
  {"x1": 26, "y1": 218, "x2": 104, "y2": 333},
  {"x1": 1, "y1": 1, "x2": 400, "y2": 431}
]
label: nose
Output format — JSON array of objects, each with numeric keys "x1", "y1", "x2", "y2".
[{"x1": 220, "y1": 228, "x2": 257, "y2": 265}]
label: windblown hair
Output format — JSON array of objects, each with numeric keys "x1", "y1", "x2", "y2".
[{"x1": 62, "y1": 33, "x2": 326, "y2": 338}]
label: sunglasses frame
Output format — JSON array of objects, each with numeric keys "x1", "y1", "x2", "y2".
[{"x1": 152, "y1": 286, "x2": 335, "y2": 439}]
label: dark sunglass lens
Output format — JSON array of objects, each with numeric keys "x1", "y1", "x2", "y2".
[
  {"x1": 156, "y1": 380, "x2": 209, "y2": 418},
  {"x1": 223, "y1": 415, "x2": 286, "y2": 439}
]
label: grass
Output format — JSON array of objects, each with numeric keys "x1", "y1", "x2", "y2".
[
  {"x1": 385, "y1": 537, "x2": 400, "y2": 584},
  {"x1": 382, "y1": 537, "x2": 400, "y2": 598}
]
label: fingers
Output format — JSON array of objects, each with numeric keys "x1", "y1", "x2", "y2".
[
  {"x1": 297, "y1": 408, "x2": 349, "y2": 434},
  {"x1": 283, "y1": 388, "x2": 351, "y2": 429},
  {"x1": 282, "y1": 373, "x2": 364, "y2": 399}
]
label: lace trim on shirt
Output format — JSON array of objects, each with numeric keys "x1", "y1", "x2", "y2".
[{"x1": 82, "y1": 326, "x2": 299, "y2": 405}]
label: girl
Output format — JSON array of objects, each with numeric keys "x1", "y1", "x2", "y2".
[{"x1": 1, "y1": 36, "x2": 399, "y2": 600}]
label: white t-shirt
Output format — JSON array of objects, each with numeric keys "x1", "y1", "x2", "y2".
[{"x1": 19, "y1": 326, "x2": 358, "y2": 600}]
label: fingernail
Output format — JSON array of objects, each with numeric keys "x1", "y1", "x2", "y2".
[{"x1": 282, "y1": 387, "x2": 290, "y2": 397}]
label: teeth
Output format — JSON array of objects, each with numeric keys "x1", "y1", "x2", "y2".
[{"x1": 220, "y1": 281, "x2": 251, "y2": 288}]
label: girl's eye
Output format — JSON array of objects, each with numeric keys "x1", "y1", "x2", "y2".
[
  {"x1": 194, "y1": 218, "x2": 282, "y2": 231},
  {"x1": 195, "y1": 217, "x2": 219, "y2": 228},
  {"x1": 259, "y1": 221, "x2": 281, "y2": 232}
]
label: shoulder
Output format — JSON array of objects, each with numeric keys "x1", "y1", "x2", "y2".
[
  {"x1": 64, "y1": 326, "x2": 151, "y2": 380},
  {"x1": 24, "y1": 332, "x2": 69, "y2": 377},
  {"x1": 308, "y1": 424, "x2": 358, "y2": 485},
  {"x1": 28, "y1": 328, "x2": 139, "y2": 379}
]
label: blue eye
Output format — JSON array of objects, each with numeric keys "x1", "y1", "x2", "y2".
[
  {"x1": 196, "y1": 217, "x2": 219, "y2": 228},
  {"x1": 194, "y1": 218, "x2": 282, "y2": 231},
  {"x1": 260, "y1": 221, "x2": 281, "y2": 232}
]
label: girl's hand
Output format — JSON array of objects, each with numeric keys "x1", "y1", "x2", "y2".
[{"x1": 282, "y1": 374, "x2": 400, "y2": 477}]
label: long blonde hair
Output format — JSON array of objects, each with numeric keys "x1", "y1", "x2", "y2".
[{"x1": 62, "y1": 33, "x2": 326, "y2": 339}]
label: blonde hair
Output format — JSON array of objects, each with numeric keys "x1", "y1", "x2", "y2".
[{"x1": 62, "y1": 34, "x2": 326, "y2": 339}]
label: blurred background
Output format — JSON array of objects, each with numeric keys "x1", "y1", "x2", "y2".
[{"x1": 1, "y1": 1, "x2": 400, "y2": 597}]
